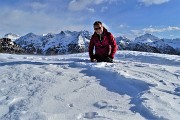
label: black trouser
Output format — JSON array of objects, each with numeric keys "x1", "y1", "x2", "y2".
[{"x1": 93, "y1": 54, "x2": 113, "y2": 63}]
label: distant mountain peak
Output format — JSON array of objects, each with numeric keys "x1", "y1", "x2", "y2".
[
  {"x1": 59, "y1": 31, "x2": 66, "y2": 36},
  {"x1": 4, "y1": 33, "x2": 20, "y2": 41},
  {"x1": 3, "y1": 30, "x2": 179, "y2": 55},
  {"x1": 139, "y1": 33, "x2": 159, "y2": 39},
  {"x1": 26, "y1": 32, "x2": 37, "y2": 36},
  {"x1": 144, "y1": 33, "x2": 153, "y2": 36},
  {"x1": 134, "y1": 33, "x2": 160, "y2": 43},
  {"x1": 15, "y1": 30, "x2": 91, "y2": 55}
]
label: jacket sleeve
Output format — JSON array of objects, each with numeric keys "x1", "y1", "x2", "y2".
[
  {"x1": 88, "y1": 37, "x2": 95, "y2": 59},
  {"x1": 109, "y1": 33, "x2": 118, "y2": 59}
]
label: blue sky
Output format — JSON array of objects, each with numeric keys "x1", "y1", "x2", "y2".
[{"x1": 1, "y1": 0, "x2": 180, "y2": 39}]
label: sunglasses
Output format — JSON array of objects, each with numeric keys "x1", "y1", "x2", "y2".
[{"x1": 94, "y1": 26, "x2": 102, "y2": 30}]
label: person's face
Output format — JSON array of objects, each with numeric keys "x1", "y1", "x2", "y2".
[{"x1": 94, "y1": 24, "x2": 103, "y2": 35}]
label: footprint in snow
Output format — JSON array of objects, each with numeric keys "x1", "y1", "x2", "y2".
[
  {"x1": 7, "y1": 56, "x2": 14, "y2": 59},
  {"x1": 159, "y1": 80, "x2": 167, "y2": 85},
  {"x1": 54, "y1": 95, "x2": 64, "y2": 102},
  {"x1": 93, "y1": 100, "x2": 108, "y2": 109},
  {"x1": 77, "y1": 112, "x2": 98, "y2": 119},
  {"x1": 69, "y1": 77, "x2": 79, "y2": 82},
  {"x1": 56, "y1": 71, "x2": 63, "y2": 75},
  {"x1": 93, "y1": 100, "x2": 118, "y2": 111},
  {"x1": 67, "y1": 103, "x2": 74, "y2": 107},
  {"x1": 134, "y1": 64, "x2": 147, "y2": 67},
  {"x1": 84, "y1": 112, "x2": 98, "y2": 119}
]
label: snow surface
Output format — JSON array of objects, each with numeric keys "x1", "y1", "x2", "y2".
[{"x1": 0, "y1": 51, "x2": 180, "y2": 120}]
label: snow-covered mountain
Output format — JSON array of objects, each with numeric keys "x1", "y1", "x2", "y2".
[
  {"x1": 0, "y1": 51, "x2": 179, "y2": 120},
  {"x1": 160, "y1": 38, "x2": 180, "y2": 51},
  {"x1": 134, "y1": 33, "x2": 160, "y2": 43},
  {"x1": 128, "y1": 33, "x2": 180, "y2": 55},
  {"x1": 1, "y1": 31, "x2": 180, "y2": 55},
  {"x1": 116, "y1": 36, "x2": 131, "y2": 50},
  {"x1": 15, "y1": 31, "x2": 91, "y2": 55},
  {"x1": 4, "y1": 33, "x2": 20, "y2": 41}
]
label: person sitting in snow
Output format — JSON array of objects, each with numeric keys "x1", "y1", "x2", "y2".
[{"x1": 89, "y1": 21, "x2": 118, "y2": 63}]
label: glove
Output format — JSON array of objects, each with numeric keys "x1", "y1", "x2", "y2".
[
  {"x1": 104, "y1": 57, "x2": 113, "y2": 63},
  {"x1": 108, "y1": 55, "x2": 113, "y2": 59}
]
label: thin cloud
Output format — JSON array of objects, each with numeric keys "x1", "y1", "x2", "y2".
[
  {"x1": 86, "y1": 8, "x2": 95, "y2": 12},
  {"x1": 101, "y1": 6, "x2": 108, "y2": 12},
  {"x1": 29, "y1": 2, "x2": 47, "y2": 10},
  {"x1": 119, "y1": 24, "x2": 130, "y2": 28},
  {"x1": 131, "y1": 26, "x2": 180, "y2": 36},
  {"x1": 139, "y1": 0, "x2": 170, "y2": 6},
  {"x1": 0, "y1": 9, "x2": 59, "y2": 34},
  {"x1": 68, "y1": 0, "x2": 119, "y2": 11},
  {"x1": 143, "y1": 26, "x2": 180, "y2": 33}
]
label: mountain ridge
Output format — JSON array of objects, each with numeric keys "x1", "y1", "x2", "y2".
[{"x1": 1, "y1": 31, "x2": 180, "y2": 55}]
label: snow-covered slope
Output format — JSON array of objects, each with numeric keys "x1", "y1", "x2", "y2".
[
  {"x1": 161, "y1": 38, "x2": 180, "y2": 50},
  {"x1": 0, "y1": 51, "x2": 179, "y2": 120},
  {"x1": 15, "y1": 31, "x2": 91, "y2": 55}
]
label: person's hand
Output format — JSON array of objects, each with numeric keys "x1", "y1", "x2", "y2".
[
  {"x1": 91, "y1": 59, "x2": 97, "y2": 62},
  {"x1": 104, "y1": 57, "x2": 113, "y2": 63}
]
